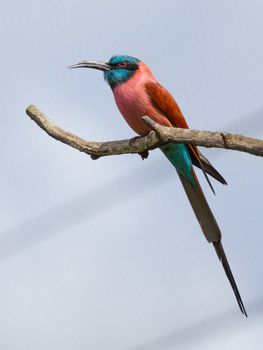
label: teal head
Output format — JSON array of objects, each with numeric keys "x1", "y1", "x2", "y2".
[
  {"x1": 69, "y1": 55, "x2": 140, "y2": 89},
  {"x1": 104, "y1": 55, "x2": 140, "y2": 88}
]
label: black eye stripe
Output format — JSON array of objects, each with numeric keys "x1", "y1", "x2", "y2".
[
  {"x1": 127, "y1": 63, "x2": 139, "y2": 70},
  {"x1": 109, "y1": 62, "x2": 138, "y2": 70}
]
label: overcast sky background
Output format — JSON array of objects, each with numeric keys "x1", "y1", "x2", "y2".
[{"x1": 1, "y1": 1, "x2": 263, "y2": 349}]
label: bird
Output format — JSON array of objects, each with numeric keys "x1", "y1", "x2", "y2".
[{"x1": 69, "y1": 55, "x2": 247, "y2": 316}]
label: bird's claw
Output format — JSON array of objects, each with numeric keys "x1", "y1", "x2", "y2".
[
  {"x1": 138, "y1": 150, "x2": 149, "y2": 160},
  {"x1": 128, "y1": 135, "x2": 141, "y2": 147},
  {"x1": 90, "y1": 154, "x2": 101, "y2": 160},
  {"x1": 129, "y1": 136, "x2": 149, "y2": 160}
]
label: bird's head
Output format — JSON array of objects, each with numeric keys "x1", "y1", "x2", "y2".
[{"x1": 69, "y1": 55, "x2": 141, "y2": 89}]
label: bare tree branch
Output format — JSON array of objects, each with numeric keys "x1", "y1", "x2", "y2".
[{"x1": 26, "y1": 105, "x2": 263, "y2": 159}]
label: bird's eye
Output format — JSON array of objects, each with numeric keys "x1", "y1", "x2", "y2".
[{"x1": 118, "y1": 61, "x2": 128, "y2": 68}]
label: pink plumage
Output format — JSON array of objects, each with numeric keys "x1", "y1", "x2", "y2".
[{"x1": 113, "y1": 62, "x2": 173, "y2": 135}]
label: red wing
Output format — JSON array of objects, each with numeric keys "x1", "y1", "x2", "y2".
[
  {"x1": 146, "y1": 81, "x2": 227, "y2": 187},
  {"x1": 145, "y1": 81, "x2": 189, "y2": 129}
]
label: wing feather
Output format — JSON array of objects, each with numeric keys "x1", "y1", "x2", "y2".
[{"x1": 146, "y1": 81, "x2": 226, "y2": 187}]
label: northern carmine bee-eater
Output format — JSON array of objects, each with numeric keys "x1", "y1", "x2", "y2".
[{"x1": 70, "y1": 55, "x2": 247, "y2": 316}]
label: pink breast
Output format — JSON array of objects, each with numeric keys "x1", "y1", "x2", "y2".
[{"x1": 113, "y1": 70, "x2": 171, "y2": 136}]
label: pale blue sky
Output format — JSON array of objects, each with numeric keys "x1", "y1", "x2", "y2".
[{"x1": 0, "y1": 1, "x2": 263, "y2": 349}]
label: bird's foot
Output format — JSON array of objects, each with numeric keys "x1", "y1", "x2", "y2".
[
  {"x1": 138, "y1": 150, "x2": 149, "y2": 160},
  {"x1": 129, "y1": 136, "x2": 149, "y2": 160},
  {"x1": 90, "y1": 154, "x2": 101, "y2": 160},
  {"x1": 129, "y1": 135, "x2": 141, "y2": 147}
]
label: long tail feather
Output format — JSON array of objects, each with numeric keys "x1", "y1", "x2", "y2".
[
  {"x1": 213, "y1": 241, "x2": 247, "y2": 316},
  {"x1": 178, "y1": 169, "x2": 247, "y2": 316},
  {"x1": 188, "y1": 146, "x2": 227, "y2": 185},
  {"x1": 188, "y1": 145, "x2": 216, "y2": 194},
  {"x1": 178, "y1": 170, "x2": 221, "y2": 243},
  {"x1": 199, "y1": 152, "x2": 228, "y2": 185}
]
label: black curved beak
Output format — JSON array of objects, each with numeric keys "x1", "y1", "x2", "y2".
[{"x1": 68, "y1": 60, "x2": 111, "y2": 71}]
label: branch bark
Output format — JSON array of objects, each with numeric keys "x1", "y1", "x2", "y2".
[{"x1": 26, "y1": 105, "x2": 263, "y2": 159}]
